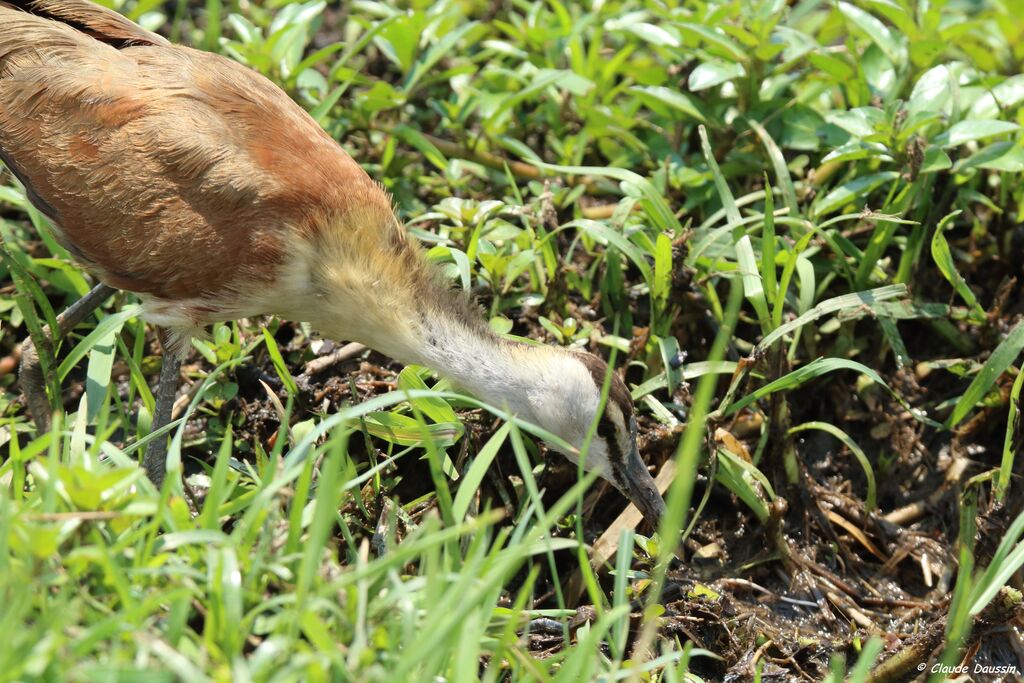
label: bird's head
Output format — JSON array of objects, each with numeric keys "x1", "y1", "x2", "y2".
[{"x1": 524, "y1": 348, "x2": 667, "y2": 526}]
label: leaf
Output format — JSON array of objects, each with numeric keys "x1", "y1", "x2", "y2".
[
  {"x1": 724, "y1": 357, "x2": 891, "y2": 417},
  {"x1": 261, "y1": 328, "x2": 298, "y2": 396},
  {"x1": 827, "y1": 107, "x2": 885, "y2": 139},
  {"x1": 631, "y1": 361, "x2": 740, "y2": 400},
  {"x1": 930, "y1": 210, "x2": 984, "y2": 318},
  {"x1": 861, "y1": 45, "x2": 897, "y2": 98},
  {"x1": 621, "y1": 22, "x2": 680, "y2": 47},
  {"x1": 968, "y1": 506, "x2": 1024, "y2": 616},
  {"x1": 631, "y1": 85, "x2": 706, "y2": 122},
  {"x1": 364, "y1": 412, "x2": 462, "y2": 447},
  {"x1": 688, "y1": 61, "x2": 745, "y2": 91},
  {"x1": 968, "y1": 75, "x2": 1024, "y2": 120},
  {"x1": 908, "y1": 64, "x2": 954, "y2": 115},
  {"x1": 998, "y1": 368, "x2": 1024, "y2": 499},
  {"x1": 789, "y1": 422, "x2": 876, "y2": 510},
  {"x1": 736, "y1": 234, "x2": 769, "y2": 327},
  {"x1": 779, "y1": 105, "x2": 825, "y2": 151},
  {"x1": 226, "y1": 14, "x2": 259, "y2": 44},
  {"x1": 814, "y1": 172, "x2": 900, "y2": 216},
  {"x1": 393, "y1": 124, "x2": 448, "y2": 172},
  {"x1": 861, "y1": 0, "x2": 916, "y2": 35},
  {"x1": 658, "y1": 336, "x2": 683, "y2": 395},
  {"x1": 921, "y1": 146, "x2": 953, "y2": 173},
  {"x1": 808, "y1": 53, "x2": 854, "y2": 82},
  {"x1": 838, "y1": 2, "x2": 905, "y2": 63},
  {"x1": 397, "y1": 367, "x2": 459, "y2": 424},
  {"x1": 821, "y1": 141, "x2": 890, "y2": 164},
  {"x1": 948, "y1": 320, "x2": 1024, "y2": 428},
  {"x1": 405, "y1": 20, "x2": 483, "y2": 94},
  {"x1": 452, "y1": 422, "x2": 511, "y2": 521},
  {"x1": 975, "y1": 145, "x2": 1024, "y2": 173},
  {"x1": 699, "y1": 126, "x2": 741, "y2": 228},
  {"x1": 676, "y1": 23, "x2": 746, "y2": 61},
  {"x1": 569, "y1": 220, "x2": 653, "y2": 286},
  {"x1": 84, "y1": 325, "x2": 119, "y2": 424},
  {"x1": 932, "y1": 120, "x2": 1020, "y2": 148},
  {"x1": 715, "y1": 449, "x2": 772, "y2": 522},
  {"x1": 747, "y1": 119, "x2": 799, "y2": 218},
  {"x1": 57, "y1": 305, "x2": 140, "y2": 381},
  {"x1": 652, "y1": 232, "x2": 672, "y2": 304},
  {"x1": 532, "y1": 162, "x2": 680, "y2": 233},
  {"x1": 899, "y1": 110, "x2": 943, "y2": 141}
]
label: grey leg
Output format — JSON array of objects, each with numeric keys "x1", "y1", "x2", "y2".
[
  {"x1": 141, "y1": 343, "x2": 182, "y2": 489},
  {"x1": 19, "y1": 283, "x2": 116, "y2": 432}
]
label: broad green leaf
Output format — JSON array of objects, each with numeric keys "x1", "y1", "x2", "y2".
[
  {"x1": 908, "y1": 64, "x2": 954, "y2": 115},
  {"x1": 839, "y1": 2, "x2": 905, "y2": 63},
  {"x1": 688, "y1": 61, "x2": 745, "y2": 91},
  {"x1": 976, "y1": 146, "x2": 1024, "y2": 173},
  {"x1": 968, "y1": 75, "x2": 1024, "y2": 120},
  {"x1": 933, "y1": 120, "x2": 1020, "y2": 148},
  {"x1": 620, "y1": 22, "x2": 680, "y2": 47},
  {"x1": 397, "y1": 367, "x2": 459, "y2": 424},
  {"x1": 821, "y1": 141, "x2": 890, "y2": 164},
  {"x1": 921, "y1": 146, "x2": 953, "y2": 173},
  {"x1": 862, "y1": 0, "x2": 916, "y2": 35},
  {"x1": 827, "y1": 107, "x2": 884, "y2": 139},
  {"x1": 676, "y1": 23, "x2": 746, "y2": 61}
]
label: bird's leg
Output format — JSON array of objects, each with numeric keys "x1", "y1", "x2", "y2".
[
  {"x1": 19, "y1": 283, "x2": 116, "y2": 432},
  {"x1": 140, "y1": 331, "x2": 182, "y2": 489}
]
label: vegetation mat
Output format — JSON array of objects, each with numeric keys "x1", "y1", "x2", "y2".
[{"x1": 2, "y1": 1, "x2": 1024, "y2": 680}]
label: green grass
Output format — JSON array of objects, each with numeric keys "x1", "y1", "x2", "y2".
[{"x1": 3, "y1": 0, "x2": 1024, "y2": 680}]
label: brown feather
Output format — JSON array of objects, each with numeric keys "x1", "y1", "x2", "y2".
[
  {"x1": 0, "y1": 3, "x2": 388, "y2": 305},
  {"x1": 576, "y1": 352, "x2": 635, "y2": 421},
  {"x1": 0, "y1": 0, "x2": 168, "y2": 47}
]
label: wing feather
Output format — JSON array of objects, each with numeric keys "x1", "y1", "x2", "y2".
[
  {"x1": 0, "y1": 2, "x2": 376, "y2": 302},
  {"x1": 0, "y1": 0, "x2": 167, "y2": 47}
]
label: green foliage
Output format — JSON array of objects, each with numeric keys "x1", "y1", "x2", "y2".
[{"x1": 3, "y1": 0, "x2": 1024, "y2": 679}]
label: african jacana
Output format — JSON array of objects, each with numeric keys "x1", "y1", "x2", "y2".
[{"x1": 0, "y1": 0, "x2": 666, "y2": 524}]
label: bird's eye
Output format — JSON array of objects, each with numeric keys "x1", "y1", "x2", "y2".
[{"x1": 596, "y1": 416, "x2": 616, "y2": 439}]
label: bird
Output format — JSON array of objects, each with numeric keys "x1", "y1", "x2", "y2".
[{"x1": 0, "y1": 0, "x2": 667, "y2": 525}]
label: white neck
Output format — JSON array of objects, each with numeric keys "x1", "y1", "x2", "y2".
[{"x1": 398, "y1": 315, "x2": 553, "y2": 423}]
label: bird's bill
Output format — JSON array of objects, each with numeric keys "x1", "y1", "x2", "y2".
[{"x1": 619, "y1": 445, "x2": 666, "y2": 527}]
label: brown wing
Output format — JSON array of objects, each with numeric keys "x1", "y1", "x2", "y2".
[
  {"x1": 0, "y1": 2, "x2": 375, "y2": 301},
  {"x1": 0, "y1": 0, "x2": 167, "y2": 47}
]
